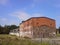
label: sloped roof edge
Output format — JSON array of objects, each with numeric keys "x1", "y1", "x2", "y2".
[{"x1": 20, "y1": 17, "x2": 55, "y2": 24}]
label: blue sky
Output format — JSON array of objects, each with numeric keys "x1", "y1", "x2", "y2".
[{"x1": 0, "y1": 0, "x2": 60, "y2": 28}]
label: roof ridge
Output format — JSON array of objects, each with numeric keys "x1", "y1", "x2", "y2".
[{"x1": 20, "y1": 17, "x2": 55, "y2": 24}]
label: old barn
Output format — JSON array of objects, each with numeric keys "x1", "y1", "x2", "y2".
[{"x1": 19, "y1": 17, "x2": 56, "y2": 38}]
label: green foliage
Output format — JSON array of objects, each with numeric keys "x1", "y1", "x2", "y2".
[
  {"x1": 9, "y1": 25, "x2": 18, "y2": 30},
  {"x1": 56, "y1": 34, "x2": 60, "y2": 37},
  {"x1": 0, "y1": 25, "x2": 18, "y2": 34},
  {"x1": 0, "y1": 35, "x2": 50, "y2": 45},
  {"x1": 59, "y1": 27, "x2": 60, "y2": 33}
]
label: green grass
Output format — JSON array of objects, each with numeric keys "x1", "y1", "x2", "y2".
[
  {"x1": 0, "y1": 34, "x2": 50, "y2": 45},
  {"x1": 56, "y1": 34, "x2": 60, "y2": 37}
]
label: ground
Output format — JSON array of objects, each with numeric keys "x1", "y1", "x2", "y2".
[{"x1": 0, "y1": 34, "x2": 60, "y2": 45}]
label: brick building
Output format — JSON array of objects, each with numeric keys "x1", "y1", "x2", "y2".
[{"x1": 19, "y1": 17, "x2": 56, "y2": 38}]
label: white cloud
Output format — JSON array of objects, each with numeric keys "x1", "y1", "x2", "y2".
[
  {"x1": 7, "y1": 20, "x2": 19, "y2": 25},
  {"x1": 0, "y1": 0, "x2": 10, "y2": 5},
  {"x1": 10, "y1": 11, "x2": 43, "y2": 21},
  {"x1": 10, "y1": 11, "x2": 31, "y2": 20},
  {"x1": 0, "y1": 18, "x2": 7, "y2": 22},
  {"x1": 0, "y1": 12, "x2": 43, "y2": 26},
  {"x1": 0, "y1": 17, "x2": 19, "y2": 26}
]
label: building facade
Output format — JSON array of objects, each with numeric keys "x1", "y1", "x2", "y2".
[
  {"x1": 9, "y1": 28, "x2": 19, "y2": 36},
  {"x1": 19, "y1": 17, "x2": 56, "y2": 38}
]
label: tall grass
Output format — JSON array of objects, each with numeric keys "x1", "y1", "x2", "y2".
[
  {"x1": 56, "y1": 34, "x2": 60, "y2": 37},
  {"x1": 0, "y1": 34, "x2": 50, "y2": 45}
]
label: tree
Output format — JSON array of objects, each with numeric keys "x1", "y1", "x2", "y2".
[
  {"x1": 0, "y1": 25, "x2": 3, "y2": 34},
  {"x1": 59, "y1": 27, "x2": 60, "y2": 33},
  {"x1": 9, "y1": 25, "x2": 18, "y2": 30},
  {"x1": 3, "y1": 25, "x2": 10, "y2": 34},
  {"x1": 0, "y1": 25, "x2": 18, "y2": 34}
]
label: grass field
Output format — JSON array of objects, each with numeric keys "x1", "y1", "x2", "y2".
[
  {"x1": 0, "y1": 34, "x2": 50, "y2": 45},
  {"x1": 56, "y1": 34, "x2": 60, "y2": 37}
]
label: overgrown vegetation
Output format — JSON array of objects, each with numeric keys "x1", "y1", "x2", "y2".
[
  {"x1": 59, "y1": 27, "x2": 60, "y2": 33},
  {"x1": 0, "y1": 25, "x2": 18, "y2": 34},
  {"x1": 56, "y1": 34, "x2": 60, "y2": 37},
  {"x1": 0, "y1": 35, "x2": 50, "y2": 45}
]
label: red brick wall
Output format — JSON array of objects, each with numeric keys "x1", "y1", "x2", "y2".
[
  {"x1": 20, "y1": 17, "x2": 56, "y2": 32},
  {"x1": 20, "y1": 17, "x2": 56, "y2": 38},
  {"x1": 31, "y1": 18, "x2": 56, "y2": 28}
]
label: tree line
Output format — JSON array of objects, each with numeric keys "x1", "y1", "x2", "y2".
[{"x1": 0, "y1": 25, "x2": 18, "y2": 34}]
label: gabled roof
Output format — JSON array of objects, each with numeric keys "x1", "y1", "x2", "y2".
[
  {"x1": 20, "y1": 17, "x2": 55, "y2": 24},
  {"x1": 31, "y1": 17, "x2": 55, "y2": 21}
]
